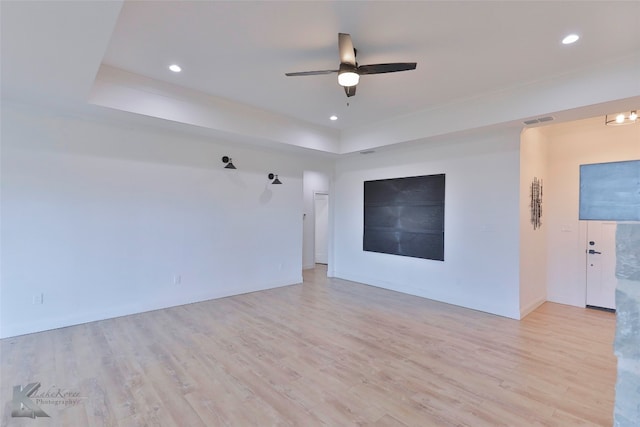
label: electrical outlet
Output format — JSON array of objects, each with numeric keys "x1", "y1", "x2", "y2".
[
  {"x1": 32, "y1": 293, "x2": 43, "y2": 304},
  {"x1": 173, "y1": 275, "x2": 182, "y2": 285}
]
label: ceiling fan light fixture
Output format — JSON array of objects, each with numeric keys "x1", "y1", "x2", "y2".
[
  {"x1": 337, "y1": 61, "x2": 359, "y2": 87},
  {"x1": 338, "y1": 70, "x2": 359, "y2": 87}
]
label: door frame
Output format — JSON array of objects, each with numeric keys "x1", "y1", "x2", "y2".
[{"x1": 313, "y1": 191, "x2": 329, "y2": 265}]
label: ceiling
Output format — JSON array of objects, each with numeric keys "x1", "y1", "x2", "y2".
[{"x1": 2, "y1": 1, "x2": 640, "y2": 154}]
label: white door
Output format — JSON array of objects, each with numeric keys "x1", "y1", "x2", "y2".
[
  {"x1": 314, "y1": 193, "x2": 328, "y2": 264},
  {"x1": 586, "y1": 221, "x2": 617, "y2": 310}
]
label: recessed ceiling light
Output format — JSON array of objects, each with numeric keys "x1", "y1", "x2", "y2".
[
  {"x1": 169, "y1": 64, "x2": 182, "y2": 72},
  {"x1": 330, "y1": 115, "x2": 338, "y2": 121},
  {"x1": 562, "y1": 34, "x2": 579, "y2": 45}
]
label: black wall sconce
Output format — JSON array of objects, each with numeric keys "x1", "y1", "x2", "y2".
[
  {"x1": 221, "y1": 156, "x2": 236, "y2": 169},
  {"x1": 268, "y1": 173, "x2": 282, "y2": 184}
]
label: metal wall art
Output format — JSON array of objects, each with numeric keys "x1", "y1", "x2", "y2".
[{"x1": 530, "y1": 177, "x2": 543, "y2": 230}]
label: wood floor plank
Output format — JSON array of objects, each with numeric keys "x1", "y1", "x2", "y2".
[{"x1": 0, "y1": 265, "x2": 616, "y2": 426}]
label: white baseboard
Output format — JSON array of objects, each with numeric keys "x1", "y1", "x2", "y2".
[
  {"x1": 333, "y1": 270, "x2": 520, "y2": 320},
  {"x1": 0, "y1": 276, "x2": 303, "y2": 339},
  {"x1": 520, "y1": 297, "x2": 546, "y2": 319}
]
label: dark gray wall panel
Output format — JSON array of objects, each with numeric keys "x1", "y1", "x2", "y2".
[{"x1": 364, "y1": 174, "x2": 445, "y2": 260}]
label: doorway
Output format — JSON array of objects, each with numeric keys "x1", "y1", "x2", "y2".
[
  {"x1": 586, "y1": 221, "x2": 617, "y2": 310},
  {"x1": 314, "y1": 192, "x2": 329, "y2": 265}
]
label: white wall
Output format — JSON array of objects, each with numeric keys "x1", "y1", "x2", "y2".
[
  {"x1": 302, "y1": 171, "x2": 330, "y2": 270},
  {"x1": 543, "y1": 117, "x2": 640, "y2": 307},
  {"x1": 519, "y1": 128, "x2": 549, "y2": 317},
  {"x1": 333, "y1": 129, "x2": 523, "y2": 319},
  {"x1": 0, "y1": 103, "x2": 332, "y2": 338}
]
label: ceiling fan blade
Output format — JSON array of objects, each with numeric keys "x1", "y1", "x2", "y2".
[
  {"x1": 285, "y1": 70, "x2": 338, "y2": 76},
  {"x1": 338, "y1": 33, "x2": 356, "y2": 66},
  {"x1": 344, "y1": 85, "x2": 356, "y2": 98},
  {"x1": 357, "y1": 63, "x2": 417, "y2": 75}
]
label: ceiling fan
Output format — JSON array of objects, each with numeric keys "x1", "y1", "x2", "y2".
[{"x1": 285, "y1": 33, "x2": 417, "y2": 98}]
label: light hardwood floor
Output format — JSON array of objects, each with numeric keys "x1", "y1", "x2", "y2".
[{"x1": 1, "y1": 266, "x2": 616, "y2": 426}]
